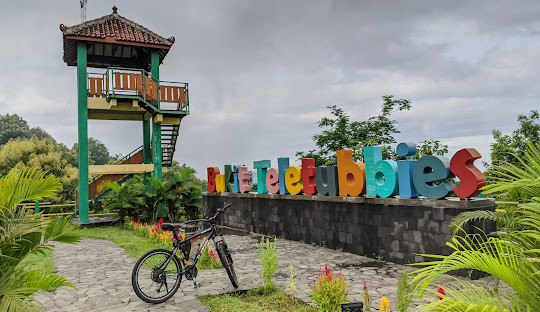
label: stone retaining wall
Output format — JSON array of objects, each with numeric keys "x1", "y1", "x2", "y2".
[{"x1": 203, "y1": 192, "x2": 495, "y2": 264}]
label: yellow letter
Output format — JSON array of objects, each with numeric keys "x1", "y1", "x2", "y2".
[{"x1": 285, "y1": 166, "x2": 303, "y2": 195}]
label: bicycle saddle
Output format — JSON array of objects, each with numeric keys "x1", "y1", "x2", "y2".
[{"x1": 161, "y1": 223, "x2": 183, "y2": 231}]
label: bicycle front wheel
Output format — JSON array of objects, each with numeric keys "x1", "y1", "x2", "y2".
[
  {"x1": 132, "y1": 249, "x2": 183, "y2": 303},
  {"x1": 217, "y1": 241, "x2": 238, "y2": 288}
]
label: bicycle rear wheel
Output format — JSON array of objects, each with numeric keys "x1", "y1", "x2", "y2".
[
  {"x1": 132, "y1": 249, "x2": 183, "y2": 303},
  {"x1": 217, "y1": 240, "x2": 238, "y2": 288}
]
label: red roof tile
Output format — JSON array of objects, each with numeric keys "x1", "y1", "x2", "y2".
[{"x1": 60, "y1": 8, "x2": 174, "y2": 47}]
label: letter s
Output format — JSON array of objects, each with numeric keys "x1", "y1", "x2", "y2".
[{"x1": 450, "y1": 148, "x2": 486, "y2": 199}]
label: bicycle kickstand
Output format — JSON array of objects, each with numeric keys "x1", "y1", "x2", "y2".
[{"x1": 192, "y1": 278, "x2": 200, "y2": 289}]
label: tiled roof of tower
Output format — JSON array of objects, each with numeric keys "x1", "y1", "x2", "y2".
[{"x1": 60, "y1": 6, "x2": 175, "y2": 47}]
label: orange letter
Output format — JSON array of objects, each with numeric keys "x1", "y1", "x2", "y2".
[{"x1": 337, "y1": 149, "x2": 366, "y2": 196}]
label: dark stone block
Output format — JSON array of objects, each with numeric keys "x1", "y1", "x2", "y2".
[
  {"x1": 432, "y1": 207, "x2": 445, "y2": 221},
  {"x1": 428, "y1": 220, "x2": 440, "y2": 234},
  {"x1": 373, "y1": 215, "x2": 382, "y2": 227},
  {"x1": 203, "y1": 193, "x2": 494, "y2": 265}
]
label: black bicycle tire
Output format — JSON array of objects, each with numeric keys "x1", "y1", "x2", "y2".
[
  {"x1": 131, "y1": 249, "x2": 183, "y2": 304},
  {"x1": 217, "y1": 241, "x2": 238, "y2": 288}
]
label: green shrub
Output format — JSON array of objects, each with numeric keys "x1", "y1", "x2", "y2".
[
  {"x1": 309, "y1": 264, "x2": 349, "y2": 312},
  {"x1": 257, "y1": 237, "x2": 280, "y2": 289}
]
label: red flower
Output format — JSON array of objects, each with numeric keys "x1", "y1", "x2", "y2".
[
  {"x1": 209, "y1": 249, "x2": 218, "y2": 261},
  {"x1": 363, "y1": 281, "x2": 367, "y2": 290},
  {"x1": 137, "y1": 219, "x2": 140, "y2": 224},
  {"x1": 437, "y1": 283, "x2": 446, "y2": 300}
]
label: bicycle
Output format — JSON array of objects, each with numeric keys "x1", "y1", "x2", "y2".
[{"x1": 131, "y1": 203, "x2": 238, "y2": 303}]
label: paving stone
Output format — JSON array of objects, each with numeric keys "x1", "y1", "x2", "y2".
[{"x1": 34, "y1": 235, "x2": 503, "y2": 311}]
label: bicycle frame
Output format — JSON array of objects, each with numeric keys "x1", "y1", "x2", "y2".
[{"x1": 161, "y1": 220, "x2": 222, "y2": 276}]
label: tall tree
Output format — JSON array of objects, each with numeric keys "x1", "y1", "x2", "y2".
[
  {"x1": 296, "y1": 95, "x2": 411, "y2": 166},
  {"x1": 72, "y1": 137, "x2": 112, "y2": 166},
  {"x1": 0, "y1": 137, "x2": 78, "y2": 203},
  {"x1": 0, "y1": 114, "x2": 53, "y2": 145},
  {"x1": 486, "y1": 110, "x2": 540, "y2": 171}
]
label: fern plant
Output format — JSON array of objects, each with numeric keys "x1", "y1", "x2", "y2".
[{"x1": 0, "y1": 168, "x2": 81, "y2": 312}]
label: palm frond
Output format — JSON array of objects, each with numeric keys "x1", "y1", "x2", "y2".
[
  {"x1": 411, "y1": 234, "x2": 540, "y2": 309},
  {"x1": 0, "y1": 265, "x2": 76, "y2": 312},
  {"x1": 419, "y1": 278, "x2": 517, "y2": 312},
  {"x1": 449, "y1": 210, "x2": 515, "y2": 235},
  {"x1": 0, "y1": 168, "x2": 62, "y2": 209}
]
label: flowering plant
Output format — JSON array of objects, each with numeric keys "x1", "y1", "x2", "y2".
[
  {"x1": 197, "y1": 243, "x2": 221, "y2": 269},
  {"x1": 379, "y1": 297, "x2": 390, "y2": 312},
  {"x1": 309, "y1": 264, "x2": 349, "y2": 312},
  {"x1": 363, "y1": 280, "x2": 373, "y2": 312}
]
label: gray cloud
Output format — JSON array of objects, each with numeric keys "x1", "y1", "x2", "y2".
[{"x1": 1, "y1": 0, "x2": 539, "y2": 177}]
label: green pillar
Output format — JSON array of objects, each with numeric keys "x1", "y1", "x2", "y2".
[
  {"x1": 143, "y1": 119, "x2": 151, "y2": 184},
  {"x1": 77, "y1": 42, "x2": 89, "y2": 223},
  {"x1": 34, "y1": 200, "x2": 40, "y2": 213},
  {"x1": 151, "y1": 50, "x2": 162, "y2": 180},
  {"x1": 150, "y1": 49, "x2": 166, "y2": 217}
]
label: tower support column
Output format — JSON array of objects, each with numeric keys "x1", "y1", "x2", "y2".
[
  {"x1": 77, "y1": 42, "x2": 89, "y2": 223},
  {"x1": 150, "y1": 49, "x2": 166, "y2": 217},
  {"x1": 143, "y1": 119, "x2": 151, "y2": 184}
]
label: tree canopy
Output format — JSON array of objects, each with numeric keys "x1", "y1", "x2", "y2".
[
  {"x1": 297, "y1": 95, "x2": 452, "y2": 166},
  {"x1": 487, "y1": 110, "x2": 540, "y2": 169},
  {"x1": 0, "y1": 114, "x2": 52, "y2": 145},
  {"x1": 0, "y1": 137, "x2": 78, "y2": 203}
]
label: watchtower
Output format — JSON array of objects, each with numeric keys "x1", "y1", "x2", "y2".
[{"x1": 61, "y1": 6, "x2": 189, "y2": 223}]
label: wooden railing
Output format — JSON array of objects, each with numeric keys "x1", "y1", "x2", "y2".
[{"x1": 87, "y1": 67, "x2": 189, "y2": 112}]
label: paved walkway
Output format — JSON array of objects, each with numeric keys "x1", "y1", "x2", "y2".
[{"x1": 36, "y1": 235, "x2": 416, "y2": 311}]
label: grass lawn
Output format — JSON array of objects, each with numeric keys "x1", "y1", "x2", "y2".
[
  {"x1": 76, "y1": 226, "x2": 221, "y2": 270},
  {"x1": 199, "y1": 287, "x2": 316, "y2": 312},
  {"x1": 20, "y1": 249, "x2": 59, "y2": 292}
]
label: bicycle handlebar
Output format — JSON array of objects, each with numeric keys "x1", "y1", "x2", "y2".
[{"x1": 183, "y1": 202, "x2": 232, "y2": 225}]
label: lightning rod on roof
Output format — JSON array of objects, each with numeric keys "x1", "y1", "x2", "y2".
[{"x1": 80, "y1": 0, "x2": 88, "y2": 22}]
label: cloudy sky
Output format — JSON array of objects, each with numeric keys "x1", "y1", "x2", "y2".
[{"x1": 1, "y1": 1, "x2": 539, "y2": 177}]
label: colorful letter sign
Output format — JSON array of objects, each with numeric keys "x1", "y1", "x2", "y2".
[
  {"x1": 413, "y1": 156, "x2": 454, "y2": 199},
  {"x1": 396, "y1": 142, "x2": 419, "y2": 198},
  {"x1": 364, "y1": 146, "x2": 398, "y2": 198},
  {"x1": 450, "y1": 148, "x2": 486, "y2": 198},
  {"x1": 315, "y1": 166, "x2": 339, "y2": 196},
  {"x1": 285, "y1": 166, "x2": 303, "y2": 195},
  {"x1": 207, "y1": 142, "x2": 486, "y2": 201},
  {"x1": 336, "y1": 149, "x2": 365, "y2": 197},
  {"x1": 254, "y1": 160, "x2": 271, "y2": 194},
  {"x1": 301, "y1": 158, "x2": 317, "y2": 195},
  {"x1": 266, "y1": 168, "x2": 280, "y2": 194},
  {"x1": 207, "y1": 167, "x2": 220, "y2": 192},
  {"x1": 238, "y1": 166, "x2": 251, "y2": 193}
]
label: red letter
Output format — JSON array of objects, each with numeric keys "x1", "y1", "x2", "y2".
[
  {"x1": 301, "y1": 158, "x2": 318, "y2": 195},
  {"x1": 207, "y1": 167, "x2": 220, "y2": 192},
  {"x1": 450, "y1": 148, "x2": 486, "y2": 199}
]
